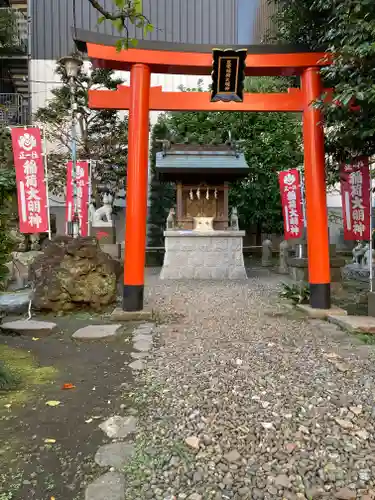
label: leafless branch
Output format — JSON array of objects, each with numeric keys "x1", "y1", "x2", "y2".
[
  {"x1": 86, "y1": 0, "x2": 151, "y2": 24},
  {"x1": 86, "y1": 0, "x2": 119, "y2": 20}
]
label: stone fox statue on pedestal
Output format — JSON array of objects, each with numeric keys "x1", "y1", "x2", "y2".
[
  {"x1": 90, "y1": 193, "x2": 114, "y2": 227},
  {"x1": 230, "y1": 207, "x2": 239, "y2": 231},
  {"x1": 352, "y1": 241, "x2": 367, "y2": 265},
  {"x1": 166, "y1": 207, "x2": 176, "y2": 229}
]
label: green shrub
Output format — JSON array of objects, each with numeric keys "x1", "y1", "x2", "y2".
[
  {"x1": 0, "y1": 127, "x2": 17, "y2": 290},
  {"x1": 279, "y1": 282, "x2": 310, "y2": 305}
]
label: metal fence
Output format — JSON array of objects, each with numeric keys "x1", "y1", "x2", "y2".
[{"x1": 0, "y1": 93, "x2": 27, "y2": 125}]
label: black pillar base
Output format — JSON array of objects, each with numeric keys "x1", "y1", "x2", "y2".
[
  {"x1": 309, "y1": 283, "x2": 331, "y2": 309},
  {"x1": 123, "y1": 284, "x2": 144, "y2": 311}
]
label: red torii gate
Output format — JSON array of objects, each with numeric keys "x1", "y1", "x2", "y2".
[{"x1": 75, "y1": 30, "x2": 332, "y2": 312}]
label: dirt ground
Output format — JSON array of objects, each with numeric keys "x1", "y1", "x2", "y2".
[{"x1": 0, "y1": 313, "x2": 138, "y2": 500}]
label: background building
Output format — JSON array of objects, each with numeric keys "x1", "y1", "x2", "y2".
[{"x1": 0, "y1": 0, "x2": 29, "y2": 126}]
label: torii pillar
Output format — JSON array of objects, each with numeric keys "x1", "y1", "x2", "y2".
[
  {"x1": 123, "y1": 63, "x2": 151, "y2": 311},
  {"x1": 302, "y1": 67, "x2": 330, "y2": 309}
]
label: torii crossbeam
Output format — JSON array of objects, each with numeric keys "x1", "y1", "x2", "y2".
[
  {"x1": 89, "y1": 86, "x2": 305, "y2": 112},
  {"x1": 75, "y1": 29, "x2": 332, "y2": 312}
]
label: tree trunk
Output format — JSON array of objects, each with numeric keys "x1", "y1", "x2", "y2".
[{"x1": 256, "y1": 223, "x2": 262, "y2": 246}]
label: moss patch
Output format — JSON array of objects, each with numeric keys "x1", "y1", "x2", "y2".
[
  {"x1": 0, "y1": 344, "x2": 58, "y2": 407},
  {"x1": 353, "y1": 332, "x2": 375, "y2": 345}
]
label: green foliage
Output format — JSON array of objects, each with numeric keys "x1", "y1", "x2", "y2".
[
  {"x1": 34, "y1": 62, "x2": 128, "y2": 198},
  {"x1": 152, "y1": 77, "x2": 302, "y2": 234},
  {"x1": 279, "y1": 282, "x2": 310, "y2": 305},
  {"x1": 0, "y1": 8, "x2": 22, "y2": 53},
  {"x1": 271, "y1": 0, "x2": 375, "y2": 175},
  {"x1": 0, "y1": 126, "x2": 16, "y2": 290},
  {"x1": 147, "y1": 120, "x2": 175, "y2": 247},
  {"x1": 0, "y1": 224, "x2": 14, "y2": 290},
  {"x1": 356, "y1": 332, "x2": 375, "y2": 345}
]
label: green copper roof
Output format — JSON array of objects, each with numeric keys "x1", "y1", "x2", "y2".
[{"x1": 155, "y1": 149, "x2": 249, "y2": 173}]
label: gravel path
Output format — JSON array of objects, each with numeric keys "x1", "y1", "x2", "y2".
[{"x1": 125, "y1": 273, "x2": 375, "y2": 500}]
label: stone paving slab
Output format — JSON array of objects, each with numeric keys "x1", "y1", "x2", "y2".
[
  {"x1": 134, "y1": 323, "x2": 155, "y2": 334},
  {"x1": 0, "y1": 291, "x2": 31, "y2": 315},
  {"x1": 296, "y1": 304, "x2": 347, "y2": 319},
  {"x1": 328, "y1": 314, "x2": 375, "y2": 334},
  {"x1": 72, "y1": 324, "x2": 122, "y2": 340},
  {"x1": 0, "y1": 319, "x2": 57, "y2": 337},
  {"x1": 128, "y1": 359, "x2": 145, "y2": 371},
  {"x1": 95, "y1": 443, "x2": 134, "y2": 469},
  {"x1": 133, "y1": 333, "x2": 153, "y2": 342},
  {"x1": 85, "y1": 471, "x2": 125, "y2": 500},
  {"x1": 99, "y1": 415, "x2": 137, "y2": 439},
  {"x1": 133, "y1": 339, "x2": 152, "y2": 352},
  {"x1": 130, "y1": 351, "x2": 149, "y2": 359}
]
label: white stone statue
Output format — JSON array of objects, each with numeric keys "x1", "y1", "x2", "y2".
[
  {"x1": 230, "y1": 207, "x2": 239, "y2": 231},
  {"x1": 363, "y1": 243, "x2": 373, "y2": 268},
  {"x1": 91, "y1": 193, "x2": 114, "y2": 227},
  {"x1": 166, "y1": 207, "x2": 176, "y2": 230},
  {"x1": 262, "y1": 239, "x2": 273, "y2": 267},
  {"x1": 279, "y1": 240, "x2": 289, "y2": 274},
  {"x1": 88, "y1": 202, "x2": 96, "y2": 224},
  {"x1": 352, "y1": 242, "x2": 366, "y2": 265},
  {"x1": 30, "y1": 233, "x2": 41, "y2": 251}
]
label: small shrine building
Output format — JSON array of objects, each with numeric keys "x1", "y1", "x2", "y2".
[
  {"x1": 156, "y1": 142, "x2": 249, "y2": 280},
  {"x1": 155, "y1": 143, "x2": 249, "y2": 230}
]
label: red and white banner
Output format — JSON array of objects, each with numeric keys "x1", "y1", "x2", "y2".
[
  {"x1": 278, "y1": 169, "x2": 304, "y2": 240},
  {"x1": 11, "y1": 127, "x2": 49, "y2": 234},
  {"x1": 65, "y1": 161, "x2": 90, "y2": 237},
  {"x1": 340, "y1": 157, "x2": 371, "y2": 241}
]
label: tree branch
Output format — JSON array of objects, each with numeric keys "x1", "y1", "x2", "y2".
[
  {"x1": 86, "y1": 0, "x2": 119, "y2": 20},
  {"x1": 86, "y1": 0, "x2": 150, "y2": 24},
  {"x1": 86, "y1": 0, "x2": 153, "y2": 47}
]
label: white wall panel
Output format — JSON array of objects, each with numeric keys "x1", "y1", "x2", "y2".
[{"x1": 31, "y1": 60, "x2": 209, "y2": 118}]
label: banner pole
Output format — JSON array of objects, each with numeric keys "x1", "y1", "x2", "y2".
[
  {"x1": 370, "y1": 158, "x2": 374, "y2": 293},
  {"x1": 42, "y1": 128, "x2": 52, "y2": 240},
  {"x1": 299, "y1": 167, "x2": 307, "y2": 229},
  {"x1": 88, "y1": 160, "x2": 92, "y2": 236}
]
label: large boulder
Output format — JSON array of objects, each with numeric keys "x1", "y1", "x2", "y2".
[{"x1": 29, "y1": 237, "x2": 122, "y2": 312}]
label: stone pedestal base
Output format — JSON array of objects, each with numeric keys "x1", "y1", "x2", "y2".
[
  {"x1": 91, "y1": 226, "x2": 116, "y2": 244},
  {"x1": 160, "y1": 230, "x2": 247, "y2": 280},
  {"x1": 288, "y1": 256, "x2": 345, "y2": 285},
  {"x1": 100, "y1": 244, "x2": 121, "y2": 260},
  {"x1": 368, "y1": 292, "x2": 375, "y2": 317},
  {"x1": 343, "y1": 263, "x2": 375, "y2": 283}
]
